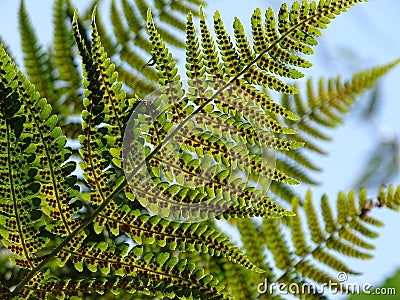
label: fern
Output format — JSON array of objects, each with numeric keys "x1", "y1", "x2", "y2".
[
  {"x1": 0, "y1": 0, "x2": 399, "y2": 299},
  {"x1": 254, "y1": 186, "x2": 400, "y2": 299},
  {"x1": 87, "y1": 0, "x2": 205, "y2": 98},
  {"x1": 276, "y1": 59, "x2": 400, "y2": 198},
  {"x1": 19, "y1": 0, "x2": 58, "y2": 109},
  {"x1": 0, "y1": 33, "x2": 80, "y2": 269},
  {"x1": 15, "y1": 0, "x2": 202, "y2": 141}
]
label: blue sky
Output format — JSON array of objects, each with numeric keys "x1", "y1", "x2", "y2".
[{"x1": 1, "y1": 0, "x2": 400, "y2": 298}]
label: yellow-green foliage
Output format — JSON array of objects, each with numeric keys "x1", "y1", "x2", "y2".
[{"x1": 0, "y1": 0, "x2": 399, "y2": 299}]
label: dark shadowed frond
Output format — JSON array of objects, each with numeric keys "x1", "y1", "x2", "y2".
[{"x1": 0, "y1": 41, "x2": 79, "y2": 270}]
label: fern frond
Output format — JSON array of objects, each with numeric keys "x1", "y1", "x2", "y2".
[
  {"x1": 272, "y1": 58, "x2": 400, "y2": 203},
  {"x1": 19, "y1": 0, "x2": 57, "y2": 109},
  {"x1": 282, "y1": 58, "x2": 400, "y2": 157},
  {"x1": 18, "y1": 254, "x2": 231, "y2": 300},
  {"x1": 377, "y1": 184, "x2": 400, "y2": 210},
  {"x1": 147, "y1": 11, "x2": 181, "y2": 86},
  {"x1": 53, "y1": 0, "x2": 84, "y2": 136},
  {"x1": 262, "y1": 218, "x2": 292, "y2": 271},
  {"x1": 235, "y1": 218, "x2": 276, "y2": 299},
  {"x1": 171, "y1": 0, "x2": 205, "y2": 14},
  {"x1": 95, "y1": 7, "x2": 117, "y2": 55},
  {"x1": 2, "y1": 1, "x2": 399, "y2": 299},
  {"x1": 288, "y1": 196, "x2": 310, "y2": 256},
  {"x1": 304, "y1": 190, "x2": 325, "y2": 243},
  {"x1": 256, "y1": 186, "x2": 400, "y2": 298},
  {"x1": 80, "y1": 0, "x2": 204, "y2": 98},
  {"x1": 219, "y1": 262, "x2": 256, "y2": 300},
  {"x1": 219, "y1": 194, "x2": 294, "y2": 219},
  {"x1": 141, "y1": 7, "x2": 311, "y2": 222},
  {"x1": 111, "y1": 0, "x2": 130, "y2": 46},
  {"x1": 269, "y1": 180, "x2": 301, "y2": 204},
  {"x1": 275, "y1": 158, "x2": 318, "y2": 185},
  {"x1": 57, "y1": 244, "x2": 233, "y2": 299},
  {"x1": 160, "y1": 10, "x2": 187, "y2": 32},
  {"x1": 0, "y1": 37, "x2": 16, "y2": 65},
  {"x1": 53, "y1": 0, "x2": 82, "y2": 103},
  {"x1": 93, "y1": 201, "x2": 264, "y2": 273},
  {"x1": 121, "y1": 0, "x2": 141, "y2": 32},
  {"x1": 0, "y1": 42, "x2": 79, "y2": 269},
  {"x1": 73, "y1": 10, "x2": 128, "y2": 206}
]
